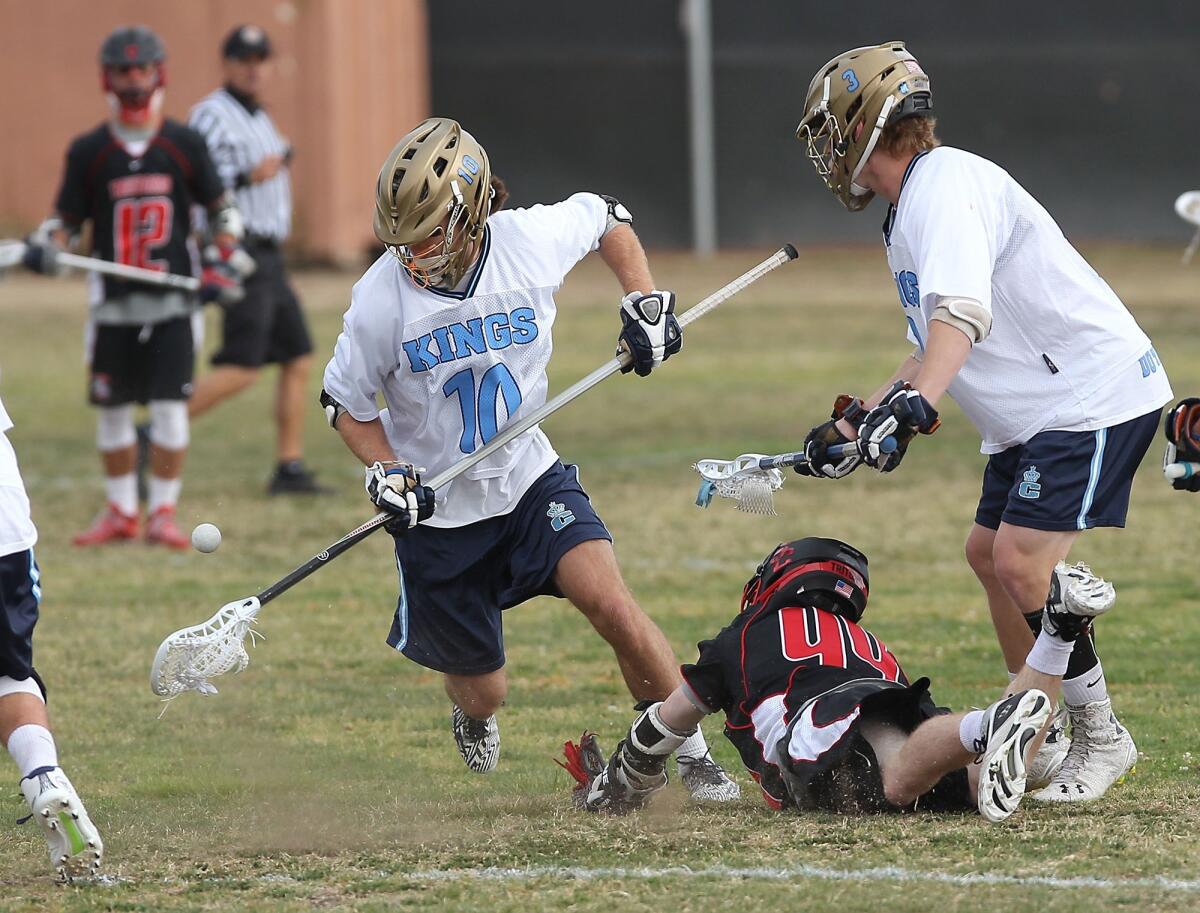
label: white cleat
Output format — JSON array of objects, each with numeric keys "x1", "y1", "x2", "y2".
[
  {"x1": 19, "y1": 767, "x2": 103, "y2": 880},
  {"x1": 976, "y1": 689, "x2": 1052, "y2": 823},
  {"x1": 1026, "y1": 706, "x2": 1070, "y2": 790},
  {"x1": 451, "y1": 706, "x2": 500, "y2": 774},
  {"x1": 1033, "y1": 698, "x2": 1137, "y2": 803},
  {"x1": 1043, "y1": 562, "x2": 1116, "y2": 639},
  {"x1": 676, "y1": 753, "x2": 741, "y2": 802}
]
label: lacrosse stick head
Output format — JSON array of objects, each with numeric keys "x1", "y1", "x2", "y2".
[
  {"x1": 150, "y1": 597, "x2": 263, "y2": 698},
  {"x1": 693, "y1": 454, "x2": 785, "y2": 516}
]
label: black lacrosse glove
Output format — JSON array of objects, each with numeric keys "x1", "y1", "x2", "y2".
[
  {"x1": 365, "y1": 461, "x2": 436, "y2": 534},
  {"x1": 21, "y1": 233, "x2": 65, "y2": 277},
  {"x1": 1164, "y1": 397, "x2": 1200, "y2": 492},
  {"x1": 796, "y1": 394, "x2": 866, "y2": 479},
  {"x1": 617, "y1": 290, "x2": 683, "y2": 376},
  {"x1": 858, "y1": 382, "x2": 940, "y2": 472}
]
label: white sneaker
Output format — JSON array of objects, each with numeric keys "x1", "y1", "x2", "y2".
[
  {"x1": 19, "y1": 767, "x2": 103, "y2": 880},
  {"x1": 676, "y1": 753, "x2": 741, "y2": 802},
  {"x1": 1027, "y1": 706, "x2": 1070, "y2": 790},
  {"x1": 1032, "y1": 698, "x2": 1137, "y2": 802},
  {"x1": 451, "y1": 706, "x2": 500, "y2": 774},
  {"x1": 976, "y1": 689, "x2": 1052, "y2": 823}
]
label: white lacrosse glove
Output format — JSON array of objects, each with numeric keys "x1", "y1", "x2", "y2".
[
  {"x1": 617, "y1": 290, "x2": 683, "y2": 377},
  {"x1": 365, "y1": 461, "x2": 435, "y2": 533},
  {"x1": 22, "y1": 219, "x2": 66, "y2": 277}
]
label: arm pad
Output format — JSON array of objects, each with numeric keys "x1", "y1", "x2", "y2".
[
  {"x1": 598, "y1": 193, "x2": 633, "y2": 236},
  {"x1": 319, "y1": 388, "x2": 348, "y2": 429},
  {"x1": 930, "y1": 295, "x2": 992, "y2": 344}
]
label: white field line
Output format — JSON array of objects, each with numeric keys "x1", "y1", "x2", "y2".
[{"x1": 395, "y1": 863, "x2": 1200, "y2": 893}]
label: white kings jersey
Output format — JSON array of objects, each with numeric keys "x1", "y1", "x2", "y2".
[
  {"x1": 0, "y1": 393, "x2": 38, "y2": 557},
  {"x1": 323, "y1": 192, "x2": 611, "y2": 527},
  {"x1": 884, "y1": 147, "x2": 1172, "y2": 453}
]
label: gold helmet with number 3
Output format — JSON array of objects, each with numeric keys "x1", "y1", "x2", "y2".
[
  {"x1": 796, "y1": 41, "x2": 932, "y2": 212},
  {"x1": 374, "y1": 117, "x2": 493, "y2": 289}
]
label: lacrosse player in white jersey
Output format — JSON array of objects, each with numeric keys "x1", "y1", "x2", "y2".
[
  {"x1": 792, "y1": 42, "x2": 1172, "y2": 802},
  {"x1": 0, "y1": 392, "x2": 102, "y2": 878},
  {"x1": 320, "y1": 118, "x2": 737, "y2": 799}
]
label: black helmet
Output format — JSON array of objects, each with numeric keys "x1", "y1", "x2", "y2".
[
  {"x1": 745, "y1": 537, "x2": 870, "y2": 623},
  {"x1": 99, "y1": 25, "x2": 166, "y2": 69}
]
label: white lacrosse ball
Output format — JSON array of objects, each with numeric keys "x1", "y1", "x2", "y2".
[{"x1": 191, "y1": 523, "x2": 222, "y2": 554}]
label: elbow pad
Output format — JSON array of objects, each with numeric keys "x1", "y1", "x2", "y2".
[
  {"x1": 209, "y1": 193, "x2": 245, "y2": 241},
  {"x1": 930, "y1": 296, "x2": 992, "y2": 344},
  {"x1": 319, "y1": 388, "x2": 348, "y2": 429},
  {"x1": 598, "y1": 194, "x2": 633, "y2": 237}
]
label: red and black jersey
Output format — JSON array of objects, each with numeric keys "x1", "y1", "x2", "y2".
[
  {"x1": 53, "y1": 119, "x2": 225, "y2": 300},
  {"x1": 681, "y1": 596, "x2": 908, "y2": 809}
]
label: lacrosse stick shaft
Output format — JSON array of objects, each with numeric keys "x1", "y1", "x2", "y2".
[
  {"x1": 256, "y1": 244, "x2": 801, "y2": 607},
  {"x1": 0, "y1": 240, "x2": 201, "y2": 290}
]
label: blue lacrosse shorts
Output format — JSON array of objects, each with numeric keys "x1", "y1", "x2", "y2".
[
  {"x1": 0, "y1": 548, "x2": 47, "y2": 697},
  {"x1": 974, "y1": 409, "x2": 1161, "y2": 532},
  {"x1": 386, "y1": 461, "x2": 612, "y2": 675}
]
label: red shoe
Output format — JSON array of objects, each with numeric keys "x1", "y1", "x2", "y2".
[
  {"x1": 145, "y1": 506, "x2": 189, "y2": 550},
  {"x1": 73, "y1": 504, "x2": 139, "y2": 546}
]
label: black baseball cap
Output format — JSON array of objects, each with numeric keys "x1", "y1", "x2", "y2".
[{"x1": 222, "y1": 24, "x2": 272, "y2": 60}]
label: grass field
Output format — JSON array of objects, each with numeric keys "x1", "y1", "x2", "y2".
[{"x1": 1, "y1": 245, "x2": 1198, "y2": 912}]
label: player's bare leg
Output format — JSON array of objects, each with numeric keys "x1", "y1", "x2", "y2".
[
  {"x1": 967, "y1": 522, "x2": 1075, "y2": 784},
  {"x1": 187, "y1": 365, "x2": 259, "y2": 418},
  {"x1": 554, "y1": 540, "x2": 740, "y2": 800},
  {"x1": 275, "y1": 354, "x2": 312, "y2": 464},
  {"x1": 444, "y1": 670, "x2": 506, "y2": 774},
  {"x1": 870, "y1": 690, "x2": 1051, "y2": 822}
]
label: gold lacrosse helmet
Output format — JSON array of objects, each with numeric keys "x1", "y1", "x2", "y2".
[
  {"x1": 796, "y1": 41, "x2": 932, "y2": 211},
  {"x1": 374, "y1": 117, "x2": 493, "y2": 289}
]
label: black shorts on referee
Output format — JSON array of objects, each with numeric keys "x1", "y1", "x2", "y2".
[{"x1": 212, "y1": 238, "x2": 313, "y2": 369}]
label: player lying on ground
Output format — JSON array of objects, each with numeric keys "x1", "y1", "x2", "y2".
[
  {"x1": 22, "y1": 25, "x2": 253, "y2": 550},
  {"x1": 320, "y1": 118, "x2": 736, "y2": 798},
  {"x1": 791, "y1": 41, "x2": 1170, "y2": 802},
  {"x1": 1, "y1": 394, "x2": 102, "y2": 878},
  {"x1": 564, "y1": 537, "x2": 1115, "y2": 822},
  {"x1": 1163, "y1": 398, "x2": 1200, "y2": 492}
]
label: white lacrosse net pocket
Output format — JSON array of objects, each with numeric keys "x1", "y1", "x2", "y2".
[
  {"x1": 693, "y1": 455, "x2": 785, "y2": 516},
  {"x1": 150, "y1": 597, "x2": 264, "y2": 699}
]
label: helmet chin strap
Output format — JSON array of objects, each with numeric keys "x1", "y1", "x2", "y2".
[{"x1": 848, "y1": 94, "x2": 896, "y2": 191}]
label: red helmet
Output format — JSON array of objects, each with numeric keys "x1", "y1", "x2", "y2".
[{"x1": 99, "y1": 26, "x2": 167, "y2": 126}]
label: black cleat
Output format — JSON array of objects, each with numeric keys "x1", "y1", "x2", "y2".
[{"x1": 267, "y1": 461, "x2": 331, "y2": 496}]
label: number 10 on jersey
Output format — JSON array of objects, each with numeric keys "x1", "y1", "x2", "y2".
[{"x1": 443, "y1": 364, "x2": 523, "y2": 454}]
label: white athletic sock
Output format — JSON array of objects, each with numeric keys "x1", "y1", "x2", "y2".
[
  {"x1": 676, "y1": 727, "x2": 710, "y2": 760},
  {"x1": 1026, "y1": 629, "x2": 1075, "y2": 677},
  {"x1": 1063, "y1": 660, "x2": 1109, "y2": 707},
  {"x1": 148, "y1": 476, "x2": 182, "y2": 513},
  {"x1": 104, "y1": 473, "x2": 138, "y2": 516},
  {"x1": 958, "y1": 709, "x2": 986, "y2": 753},
  {"x1": 6, "y1": 724, "x2": 58, "y2": 779}
]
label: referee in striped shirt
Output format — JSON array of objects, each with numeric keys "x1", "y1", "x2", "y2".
[{"x1": 187, "y1": 25, "x2": 326, "y2": 495}]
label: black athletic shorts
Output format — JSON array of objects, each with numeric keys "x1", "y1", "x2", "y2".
[
  {"x1": 0, "y1": 549, "x2": 47, "y2": 698},
  {"x1": 211, "y1": 239, "x2": 313, "y2": 368},
  {"x1": 387, "y1": 462, "x2": 612, "y2": 675},
  {"x1": 776, "y1": 677, "x2": 974, "y2": 814},
  {"x1": 88, "y1": 315, "x2": 194, "y2": 406}
]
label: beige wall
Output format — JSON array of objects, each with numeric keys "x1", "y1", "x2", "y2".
[{"x1": 0, "y1": 0, "x2": 429, "y2": 263}]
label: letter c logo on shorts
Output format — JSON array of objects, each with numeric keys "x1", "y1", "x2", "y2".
[{"x1": 1018, "y1": 466, "x2": 1042, "y2": 500}]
